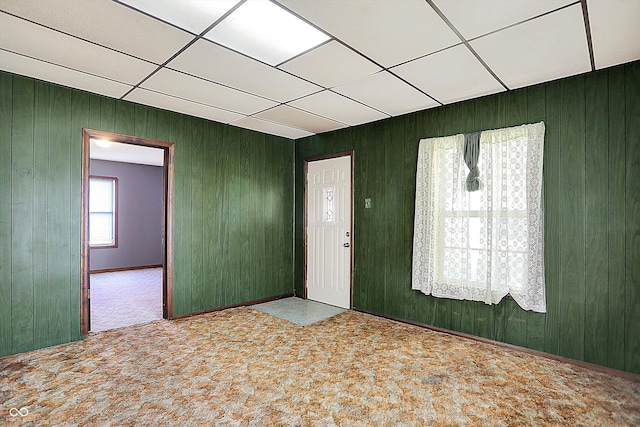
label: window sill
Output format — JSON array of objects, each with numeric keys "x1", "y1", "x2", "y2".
[{"x1": 90, "y1": 244, "x2": 117, "y2": 249}]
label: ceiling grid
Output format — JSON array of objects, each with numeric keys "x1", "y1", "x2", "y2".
[{"x1": 0, "y1": 0, "x2": 637, "y2": 139}]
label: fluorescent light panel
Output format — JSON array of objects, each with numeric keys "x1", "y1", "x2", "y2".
[
  {"x1": 204, "y1": 0, "x2": 330, "y2": 66},
  {"x1": 119, "y1": 0, "x2": 241, "y2": 34}
]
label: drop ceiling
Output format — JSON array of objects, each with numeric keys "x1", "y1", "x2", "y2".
[{"x1": 1, "y1": 0, "x2": 638, "y2": 140}]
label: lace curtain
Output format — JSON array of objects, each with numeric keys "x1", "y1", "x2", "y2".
[{"x1": 412, "y1": 122, "x2": 546, "y2": 313}]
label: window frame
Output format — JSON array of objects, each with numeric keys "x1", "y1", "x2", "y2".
[{"x1": 89, "y1": 175, "x2": 118, "y2": 249}]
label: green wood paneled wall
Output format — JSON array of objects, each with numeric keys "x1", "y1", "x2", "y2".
[
  {"x1": 0, "y1": 71, "x2": 294, "y2": 357},
  {"x1": 295, "y1": 61, "x2": 640, "y2": 374}
]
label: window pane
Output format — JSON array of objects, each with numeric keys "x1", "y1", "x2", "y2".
[
  {"x1": 90, "y1": 213, "x2": 113, "y2": 245},
  {"x1": 444, "y1": 217, "x2": 468, "y2": 248},
  {"x1": 90, "y1": 179, "x2": 114, "y2": 213},
  {"x1": 492, "y1": 250, "x2": 526, "y2": 292},
  {"x1": 468, "y1": 217, "x2": 485, "y2": 250},
  {"x1": 443, "y1": 248, "x2": 468, "y2": 282}
]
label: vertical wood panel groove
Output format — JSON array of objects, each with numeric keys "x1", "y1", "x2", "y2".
[
  {"x1": 70, "y1": 90, "x2": 88, "y2": 342},
  {"x1": 33, "y1": 80, "x2": 50, "y2": 348},
  {"x1": 0, "y1": 72, "x2": 13, "y2": 356},
  {"x1": 583, "y1": 70, "x2": 609, "y2": 366},
  {"x1": 558, "y1": 76, "x2": 586, "y2": 361},
  {"x1": 48, "y1": 84, "x2": 72, "y2": 346},
  {"x1": 11, "y1": 76, "x2": 35, "y2": 354},
  {"x1": 624, "y1": 62, "x2": 640, "y2": 373},
  {"x1": 190, "y1": 118, "x2": 204, "y2": 312},
  {"x1": 543, "y1": 81, "x2": 561, "y2": 356},
  {"x1": 607, "y1": 66, "x2": 627, "y2": 370}
]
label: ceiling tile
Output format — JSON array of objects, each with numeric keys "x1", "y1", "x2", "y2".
[
  {"x1": 167, "y1": 39, "x2": 321, "y2": 102},
  {"x1": 433, "y1": 0, "x2": 573, "y2": 40},
  {"x1": 279, "y1": 41, "x2": 381, "y2": 88},
  {"x1": 0, "y1": 12, "x2": 157, "y2": 85},
  {"x1": 588, "y1": 0, "x2": 640, "y2": 69},
  {"x1": 278, "y1": 0, "x2": 460, "y2": 67},
  {"x1": 0, "y1": 0, "x2": 194, "y2": 64},
  {"x1": 124, "y1": 88, "x2": 245, "y2": 124},
  {"x1": 392, "y1": 44, "x2": 504, "y2": 105},
  {"x1": 470, "y1": 4, "x2": 591, "y2": 89},
  {"x1": 0, "y1": 49, "x2": 132, "y2": 98},
  {"x1": 333, "y1": 71, "x2": 439, "y2": 116},
  {"x1": 289, "y1": 90, "x2": 388, "y2": 126},
  {"x1": 231, "y1": 117, "x2": 313, "y2": 140},
  {"x1": 118, "y1": 0, "x2": 240, "y2": 34},
  {"x1": 203, "y1": 0, "x2": 330, "y2": 66},
  {"x1": 254, "y1": 105, "x2": 347, "y2": 134},
  {"x1": 140, "y1": 68, "x2": 277, "y2": 115}
]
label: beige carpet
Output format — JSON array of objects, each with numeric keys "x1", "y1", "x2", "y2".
[
  {"x1": 1, "y1": 307, "x2": 638, "y2": 426},
  {"x1": 90, "y1": 268, "x2": 163, "y2": 332}
]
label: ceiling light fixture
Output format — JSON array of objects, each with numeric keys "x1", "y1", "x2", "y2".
[
  {"x1": 204, "y1": 0, "x2": 330, "y2": 66},
  {"x1": 94, "y1": 139, "x2": 113, "y2": 148}
]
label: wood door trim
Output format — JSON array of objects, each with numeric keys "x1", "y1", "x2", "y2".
[
  {"x1": 303, "y1": 151, "x2": 354, "y2": 308},
  {"x1": 81, "y1": 128, "x2": 175, "y2": 335}
]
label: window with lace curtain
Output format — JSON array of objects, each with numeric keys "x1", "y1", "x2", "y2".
[{"x1": 411, "y1": 122, "x2": 546, "y2": 313}]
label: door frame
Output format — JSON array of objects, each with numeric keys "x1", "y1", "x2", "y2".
[
  {"x1": 303, "y1": 150, "x2": 354, "y2": 308},
  {"x1": 80, "y1": 128, "x2": 175, "y2": 335}
]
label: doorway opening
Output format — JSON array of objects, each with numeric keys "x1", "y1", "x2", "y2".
[
  {"x1": 303, "y1": 151, "x2": 354, "y2": 309},
  {"x1": 81, "y1": 129, "x2": 174, "y2": 335}
]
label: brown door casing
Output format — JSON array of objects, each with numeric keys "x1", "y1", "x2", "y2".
[{"x1": 81, "y1": 128, "x2": 175, "y2": 334}]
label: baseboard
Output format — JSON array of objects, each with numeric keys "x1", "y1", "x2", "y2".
[
  {"x1": 90, "y1": 264, "x2": 163, "y2": 274},
  {"x1": 353, "y1": 307, "x2": 640, "y2": 383},
  {"x1": 169, "y1": 293, "x2": 295, "y2": 320}
]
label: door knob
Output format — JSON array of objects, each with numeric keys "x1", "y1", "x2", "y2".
[{"x1": 343, "y1": 243, "x2": 350, "y2": 247}]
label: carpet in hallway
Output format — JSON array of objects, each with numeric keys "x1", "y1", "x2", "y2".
[{"x1": 90, "y1": 267, "x2": 163, "y2": 332}]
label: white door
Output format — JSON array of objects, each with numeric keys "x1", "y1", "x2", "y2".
[{"x1": 306, "y1": 155, "x2": 352, "y2": 309}]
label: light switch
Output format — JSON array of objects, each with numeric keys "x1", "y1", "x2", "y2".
[{"x1": 365, "y1": 198, "x2": 372, "y2": 209}]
